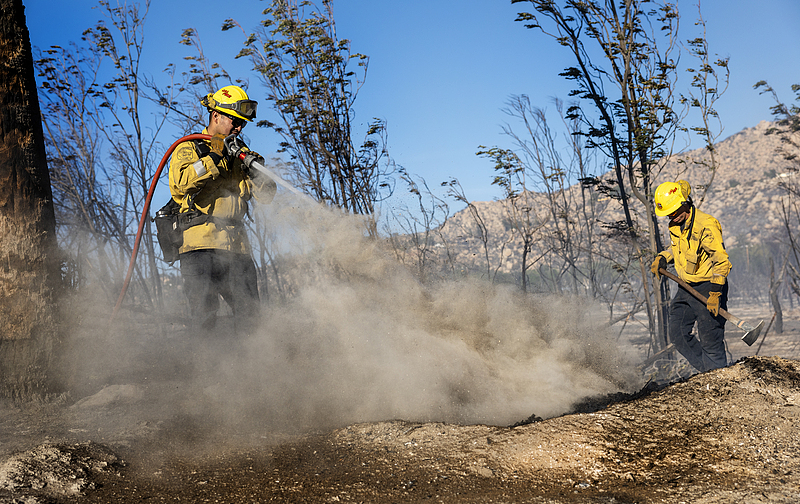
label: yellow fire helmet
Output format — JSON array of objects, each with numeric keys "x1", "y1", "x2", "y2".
[
  {"x1": 201, "y1": 85, "x2": 257, "y2": 122},
  {"x1": 654, "y1": 181, "x2": 690, "y2": 216},
  {"x1": 678, "y1": 179, "x2": 691, "y2": 200}
]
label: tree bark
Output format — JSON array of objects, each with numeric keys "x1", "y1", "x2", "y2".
[
  {"x1": 769, "y1": 257, "x2": 784, "y2": 334},
  {"x1": 0, "y1": 0, "x2": 61, "y2": 398}
]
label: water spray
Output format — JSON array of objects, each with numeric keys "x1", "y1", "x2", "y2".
[
  {"x1": 110, "y1": 134, "x2": 311, "y2": 322},
  {"x1": 223, "y1": 135, "x2": 314, "y2": 201}
]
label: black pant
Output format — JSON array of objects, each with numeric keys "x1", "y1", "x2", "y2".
[
  {"x1": 179, "y1": 249, "x2": 260, "y2": 335},
  {"x1": 668, "y1": 281, "x2": 728, "y2": 372}
]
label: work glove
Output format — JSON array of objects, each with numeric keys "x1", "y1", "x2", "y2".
[
  {"x1": 239, "y1": 150, "x2": 264, "y2": 178},
  {"x1": 706, "y1": 283, "x2": 723, "y2": 317},
  {"x1": 706, "y1": 291, "x2": 721, "y2": 317},
  {"x1": 650, "y1": 254, "x2": 667, "y2": 278},
  {"x1": 210, "y1": 133, "x2": 227, "y2": 160}
]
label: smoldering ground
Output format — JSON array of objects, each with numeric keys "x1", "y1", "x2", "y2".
[{"x1": 56, "y1": 192, "x2": 643, "y2": 444}]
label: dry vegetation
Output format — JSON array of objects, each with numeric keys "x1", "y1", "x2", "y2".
[{"x1": 5, "y1": 0, "x2": 797, "y2": 500}]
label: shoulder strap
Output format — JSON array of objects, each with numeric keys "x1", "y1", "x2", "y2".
[
  {"x1": 186, "y1": 135, "x2": 212, "y2": 213},
  {"x1": 192, "y1": 136, "x2": 211, "y2": 158},
  {"x1": 687, "y1": 208, "x2": 706, "y2": 257}
]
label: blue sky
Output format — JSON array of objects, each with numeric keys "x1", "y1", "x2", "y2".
[{"x1": 24, "y1": 0, "x2": 800, "y2": 205}]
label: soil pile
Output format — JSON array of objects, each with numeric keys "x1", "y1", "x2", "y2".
[
  {"x1": 2, "y1": 355, "x2": 800, "y2": 503},
  {"x1": 248, "y1": 355, "x2": 800, "y2": 503},
  {"x1": 0, "y1": 443, "x2": 121, "y2": 501}
]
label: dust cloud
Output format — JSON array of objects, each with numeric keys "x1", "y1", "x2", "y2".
[{"x1": 60, "y1": 192, "x2": 643, "y2": 440}]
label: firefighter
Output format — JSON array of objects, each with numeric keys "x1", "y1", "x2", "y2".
[
  {"x1": 651, "y1": 180, "x2": 732, "y2": 372},
  {"x1": 168, "y1": 85, "x2": 276, "y2": 335}
]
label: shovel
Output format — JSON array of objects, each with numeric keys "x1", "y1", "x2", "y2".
[{"x1": 659, "y1": 268, "x2": 764, "y2": 346}]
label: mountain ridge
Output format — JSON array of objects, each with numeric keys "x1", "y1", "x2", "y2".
[{"x1": 432, "y1": 119, "x2": 797, "y2": 277}]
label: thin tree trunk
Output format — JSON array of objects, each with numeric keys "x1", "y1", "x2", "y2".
[{"x1": 770, "y1": 256, "x2": 784, "y2": 334}]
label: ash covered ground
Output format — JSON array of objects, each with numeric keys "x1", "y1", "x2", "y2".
[{"x1": 1, "y1": 304, "x2": 798, "y2": 504}]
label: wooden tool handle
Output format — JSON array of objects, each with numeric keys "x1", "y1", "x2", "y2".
[{"x1": 658, "y1": 268, "x2": 740, "y2": 325}]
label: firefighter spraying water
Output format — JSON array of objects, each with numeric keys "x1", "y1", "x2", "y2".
[{"x1": 112, "y1": 85, "x2": 311, "y2": 324}]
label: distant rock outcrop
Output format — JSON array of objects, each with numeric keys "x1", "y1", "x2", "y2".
[
  {"x1": 685, "y1": 121, "x2": 796, "y2": 244},
  {"x1": 431, "y1": 120, "x2": 797, "y2": 276}
]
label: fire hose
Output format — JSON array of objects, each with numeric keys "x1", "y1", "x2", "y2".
[{"x1": 110, "y1": 133, "x2": 311, "y2": 322}]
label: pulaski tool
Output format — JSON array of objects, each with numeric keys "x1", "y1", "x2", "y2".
[{"x1": 659, "y1": 268, "x2": 764, "y2": 346}]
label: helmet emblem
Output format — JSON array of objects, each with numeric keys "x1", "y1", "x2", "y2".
[
  {"x1": 221, "y1": 89, "x2": 232, "y2": 98},
  {"x1": 668, "y1": 187, "x2": 678, "y2": 195}
]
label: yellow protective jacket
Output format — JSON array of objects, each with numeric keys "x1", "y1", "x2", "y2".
[
  {"x1": 168, "y1": 129, "x2": 276, "y2": 254},
  {"x1": 658, "y1": 206, "x2": 731, "y2": 286}
]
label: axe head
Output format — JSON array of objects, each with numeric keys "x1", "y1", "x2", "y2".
[{"x1": 741, "y1": 320, "x2": 765, "y2": 346}]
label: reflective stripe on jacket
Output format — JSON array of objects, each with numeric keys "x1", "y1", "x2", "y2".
[
  {"x1": 168, "y1": 128, "x2": 253, "y2": 255},
  {"x1": 661, "y1": 207, "x2": 731, "y2": 286}
]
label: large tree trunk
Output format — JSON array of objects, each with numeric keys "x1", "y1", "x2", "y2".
[{"x1": 0, "y1": 0, "x2": 61, "y2": 398}]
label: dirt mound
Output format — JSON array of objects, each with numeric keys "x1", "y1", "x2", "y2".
[
  {"x1": 0, "y1": 355, "x2": 789, "y2": 503},
  {"x1": 2, "y1": 356, "x2": 800, "y2": 502},
  {"x1": 251, "y1": 356, "x2": 800, "y2": 503},
  {"x1": 0, "y1": 442, "x2": 122, "y2": 502}
]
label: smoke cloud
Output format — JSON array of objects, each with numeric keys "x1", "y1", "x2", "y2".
[{"x1": 60, "y1": 193, "x2": 643, "y2": 440}]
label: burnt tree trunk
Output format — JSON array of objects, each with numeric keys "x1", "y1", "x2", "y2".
[
  {"x1": 769, "y1": 257, "x2": 784, "y2": 334},
  {"x1": 0, "y1": 0, "x2": 61, "y2": 398}
]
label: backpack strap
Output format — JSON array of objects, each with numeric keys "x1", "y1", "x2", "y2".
[
  {"x1": 192, "y1": 136, "x2": 223, "y2": 164},
  {"x1": 181, "y1": 134, "x2": 244, "y2": 230},
  {"x1": 182, "y1": 135, "x2": 215, "y2": 213}
]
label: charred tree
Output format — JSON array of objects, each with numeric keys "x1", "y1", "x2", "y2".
[
  {"x1": 0, "y1": 0, "x2": 61, "y2": 398},
  {"x1": 769, "y1": 256, "x2": 784, "y2": 334}
]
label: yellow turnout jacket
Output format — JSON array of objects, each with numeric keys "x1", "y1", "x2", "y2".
[
  {"x1": 168, "y1": 129, "x2": 275, "y2": 254},
  {"x1": 659, "y1": 206, "x2": 731, "y2": 286}
]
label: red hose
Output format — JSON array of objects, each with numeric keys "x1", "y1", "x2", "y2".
[{"x1": 110, "y1": 133, "x2": 211, "y2": 322}]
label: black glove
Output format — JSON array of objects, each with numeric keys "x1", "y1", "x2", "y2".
[{"x1": 240, "y1": 150, "x2": 264, "y2": 177}]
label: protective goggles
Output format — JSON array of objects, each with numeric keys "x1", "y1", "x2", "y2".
[{"x1": 216, "y1": 99, "x2": 258, "y2": 120}]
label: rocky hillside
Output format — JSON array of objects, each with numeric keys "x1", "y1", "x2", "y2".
[
  {"x1": 691, "y1": 121, "x2": 797, "y2": 243},
  {"x1": 435, "y1": 120, "x2": 797, "y2": 276}
]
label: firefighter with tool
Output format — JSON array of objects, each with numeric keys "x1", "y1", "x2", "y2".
[
  {"x1": 650, "y1": 180, "x2": 732, "y2": 372},
  {"x1": 168, "y1": 85, "x2": 276, "y2": 335}
]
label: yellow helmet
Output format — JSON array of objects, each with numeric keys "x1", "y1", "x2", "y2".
[
  {"x1": 201, "y1": 85, "x2": 257, "y2": 122},
  {"x1": 677, "y1": 179, "x2": 691, "y2": 200},
  {"x1": 654, "y1": 181, "x2": 689, "y2": 216}
]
